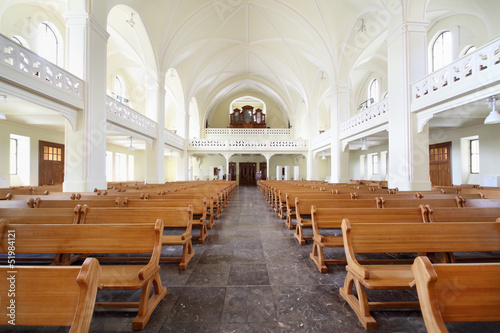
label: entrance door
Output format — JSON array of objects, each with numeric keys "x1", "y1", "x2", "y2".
[
  {"x1": 39, "y1": 140, "x2": 64, "y2": 186},
  {"x1": 259, "y1": 162, "x2": 267, "y2": 180},
  {"x1": 229, "y1": 162, "x2": 236, "y2": 181},
  {"x1": 239, "y1": 162, "x2": 256, "y2": 186},
  {"x1": 429, "y1": 142, "x2": 452, "y2": 186}
]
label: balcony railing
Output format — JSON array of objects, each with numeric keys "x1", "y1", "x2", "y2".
[
  {"x1": 164, "y1": 128, "x2": 184, "y2": 149},
  {"x1": 205, "y1": 128, "x2": 291, "y2": 137},
  {"x1": 340, "y1": 98, "x2": 389, "y2": 138},
  {"x1": 189, "y1": 139, "x2": 308, "y2": 151},
  {"x1": 106, "y1": 96, "x2": 157, "y2": 137},
  {"x1": 412, "y1": 37, "x2": 500, "y2": 110},
  {"x1": 311, "y1": 129, "x2": 332, "y2": 150},
  {"x1": 0, "y1": 33, "x2": 82, "y2": 101}
]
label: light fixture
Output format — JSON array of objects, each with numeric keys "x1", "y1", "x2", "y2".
[
  {"x1": 484, "y1": 96, "x2": 500, "y2": 124},
  {"x1": 321, "y1": 151, "x2": 326, "y2": 160},
  {"x1": 126, "y1": 13, "x2": 135, "y2": 28},
  {"x1": 358, "y1": 19, "x2": 366, "y2": 33},
  {"x1": 0, "y1": 111, "x2": 5, "y2": 120},
  {"x1": 361, "y1": 137, "x2": 368, "y2": 151},
  {"x1": 128, "y1": 136, "x2": 135, "y2": 151},
  {"x1": 169, "y1": 151, "x2": 173, "y2": 160}
]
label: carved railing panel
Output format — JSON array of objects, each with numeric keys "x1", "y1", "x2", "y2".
[
  {"x1": 340, "y1": 99, "x2": 389, "y2": 138},
  {"x1": 0, "y1": 33, "x2": 82, "y2": 100}
]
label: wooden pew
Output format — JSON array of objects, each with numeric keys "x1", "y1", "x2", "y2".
[
  {"x1": 0, "y1": 219, "x2": 166, "y2": 331},
  {"x1": 0, "y1": 206, "x2": 81, "y2": 224},
  {"x1": 0, "y1": 257, "x2": 100, "y2": 332},
  {"x1": 80, "y1": 205, "x2": 195, "y2": 270},
  {"x1": 123, "y1": 198, "x2": 209, "y2": 242},
  {"x1": 377, "y1": 196, "x2": 462, "y2": 208},
  {"x1": 0, "y1": 198, "x2": 35, "y2": 208},
  {"x1": 339, "y1": 220, "x2": 500, "y2": 330},
  {"x1": 310, "y1": 206, "x2": 428, "y2": 273},
  {"x1": 426, "y1": 206, "x2": 500, "y2": 222},
  {"x1": 34, "y1": 198, "x2": 121, "y2": 208},
  {"x1": 292, "y1": 198, "x2": 378, "y2": 243},
  {"x1": 461, "y1": 198, "x2": 500, "y2": 207},
  {"x1": 411, "y1": 256, "x2": 500, "y2": 333}
]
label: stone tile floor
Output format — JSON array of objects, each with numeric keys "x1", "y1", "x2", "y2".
[{"x1": 8, "y1": 186, "x2": 500, "y2": 332}]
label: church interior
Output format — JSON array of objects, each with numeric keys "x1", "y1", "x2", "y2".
[{"x1": 1, "y1": 0, "x2": 500, "y2": 332}]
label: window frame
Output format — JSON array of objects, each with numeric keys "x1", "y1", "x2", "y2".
[
  {"x1": 469, "y1": 139, "x2": 479, "y2": 174},
  {"x1": 431, "y1": 30, "x2": 452, "y2": 72},
  {"x1": 38, "y1": 22, "x2": 59, "y2": 64},
  {"x1": 10, "y1": 138, "x2": 18, "y2": 175},
  {"x1": 372, "y1": 154, "x2": 379, "y2": 176},
  {"x1": 368, "y1": 79, "x2": 379, "y2": 106}
]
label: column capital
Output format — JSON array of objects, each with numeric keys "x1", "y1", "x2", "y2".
[
  {"x1": 386, "y1": 20, "x2": 429, "y2": 45},
  {"x1": 64, "y1": 12, "x2": 89, "y2": 26}
]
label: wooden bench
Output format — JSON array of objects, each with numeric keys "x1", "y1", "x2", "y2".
[
  {"x1": 123, "y1": 198, "x2": 209, "y2": 242},
  {"x1": 0, "y1": 206, "x2": 81, "y2": 224},
  {"x1": 461, "y1": 198, "x2": 500, "y2": 207},
  {"x1": 377, "y1": 196, "x2": 462, "y2": 208},
  {"x1": 0, "y1": 198, "x2": 35, "y2": 208},
  {"x1": 339, "y1": 220, "x2": 500, "y2": 330},
  {"x1": 80, "y1": 205, "x2": 195, "y2": 270},
  {"x1": 426, "y1": 206, "x2": 500, "y2": 222},
  {"x1": 292, "y1": 198, "x2": 379, "y2": 243},
  {"x1": 0, "y1": 257, "x2": 100, "y2": 332},
  {"x1": 310, "y1": 206, "x2": 428, "y2": 273},
  {"x1": 0, "y1": 219, "x2": 166, "y2": 331},
  {"x1": 412, "y1": 256, "x2": 500, "y2": 333}
]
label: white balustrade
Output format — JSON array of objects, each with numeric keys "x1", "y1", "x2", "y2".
[
  {"x1": 311, "y1": 129, "x2": 332, "y2": 150},
  {"x1": 106, "y1": 96, "x2": 157, "y2": 135},
  {"x1": 164, "y1": 128, "x2": 185, "y2": 148},
  {"x1": 340, "y1": 99, "x2": 389, "y2": 138},
  {"x1": 0, "y1": 33, "x2": 82, "y2": 100},
  {"x1": 189, "y1": 138, "x2": 307, "y2": 151},
  {"x1": 412, "y1": 37, "x2": 500, "y2": 110},
  {"x1": 205, "y1": 128, "x2": 291, "y2": 137}
]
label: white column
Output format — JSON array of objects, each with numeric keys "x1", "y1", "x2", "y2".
[
  {"x1": 294, "y1": 166, "x2": 300, "y2": 181},
  {"x1": 284, "y1": 166, "x2": 290, "y2": 180},
  {"x1": 264, "y1": 153, "x2": 272, "y2": 180},
  {"x1": 63, "y1": 10, "x2": 108, "y2": 192},
  {"x1": 387, "y1": 21, "x2": 431, "y2": 190},
  {"x1": 145, "y1": 84, "x2": 165, "y2": 184},
  {"x1": 176, "y1": 112, "x2": 190, "y2": 181},
  {"x1": 276, "y1": 166, "x2": 282, "y2": 180},
  {"x1": 330, "y1": 87, "x2": 350, "y2": 183}
]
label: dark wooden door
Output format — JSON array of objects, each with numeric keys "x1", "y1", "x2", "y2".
[
  {"x1": 259, "y1": 162, "x2": 267, "y2": 180},
  {"x1": 429, "y1": 142, "x2": 452, "y2": 186},
  {"x1": 229, "y1": 162, "x2": 236, "y2": 181},
  {"x1": 39, "y1": 140, "x2": 64, "y2": 186},
  {"x1": 239, "y1": 162, "x2": 256, "y2": 186}
]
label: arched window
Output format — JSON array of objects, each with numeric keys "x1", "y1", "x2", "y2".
[
  {"x1": 37, "y1": 22, "x2": 59, "y2": 64},
  {"x1": 368, "y1": 79, "x2": 379, "y2": 105},
  {"x1": 11, "y1": 36, "x2": 23, "y2": 46},
  {"x1": 114, "y1": 76, "x2": 126, "y2": 103},
  {"x1": 463, "y1": 45, "x2": 476, "y2": 56},
  {"x1": 431, "y1": 31, "x2": 452, "y2": 72}
]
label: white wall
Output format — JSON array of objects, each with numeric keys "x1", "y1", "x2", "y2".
[
  {"x1": 349, "y1": 144, "x2": 389, "y2": 181},
  {"x1": 0, "y1": 120, "x2": 64, "y2": 187},
  {"x1": 429, "y1": 123, "x2": 500, "y2": 186},
  {"x1": 105, "y1": 143, "x2": 145, "y2": 182}
]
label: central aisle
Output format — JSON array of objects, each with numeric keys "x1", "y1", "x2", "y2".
[{"x1": 89, "y1": 186, "x2": 427, "y2": 332}]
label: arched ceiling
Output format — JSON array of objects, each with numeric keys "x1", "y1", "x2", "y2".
[{"x1": 126, "y1": 0, "x2": 390, "y2": 124}]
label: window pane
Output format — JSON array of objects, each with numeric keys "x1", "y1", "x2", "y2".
[
  {"x1": 470, "y1": 139, "x2": 479, "y2": 174},
  {"x1": 10, "y1": 138, "x2": 17, "y2": 175},
  {"x1": 432, "y1": 31, "x2": 452, "y2": 71}
]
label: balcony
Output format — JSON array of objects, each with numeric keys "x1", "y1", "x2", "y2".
[
  {"x1": 189, "y1": 138, "x2": 308, "y2": 153},
  {"x1": 106, "y1": 96, "x2": 157, "y2": 138},
  {"x1": 311, "y1": 129, "x2": 332, "y2": 151},
  {"x1": 0, "y1": 33, "x2": 83, "y2": 109},
  {"x1": 205, "y1": 128, "x2": 291, "y2": 139},
  {"x1": 412, "y1": 37, "x2": 500, "y2": 112},
  {"x1": 340, "y1": 98, "x2": 389, "y2": 139}
]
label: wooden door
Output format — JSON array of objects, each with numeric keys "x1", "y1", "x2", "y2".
[
  {"x1": 239, "y1": 162, "x2": 256, "y2": 186},
  {"x1": 39, "y1": 140, "x2": 64, "y2": 186},
  {"x1": 229, "y1": 162, "x2": 236, "y2": 181},
  {"x1": 259, "y1": 162, "x2": 267, "y2": 180},
  {"x1": 429, "y1": 142, "x2": 452, "y2": 186}
]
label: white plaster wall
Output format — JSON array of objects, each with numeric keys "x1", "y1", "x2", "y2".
[
  {"x1": 349, "y1": 144, "x2": 389, "y2": 181},
  {"x1": 429, "y1": 123, "x2": 500, "y2": 186},
  {"x1": 105, "y1": 143, "x2": 146, "y2": 182},
  {"x1": 0, "y1": 120, "x2": 64, "y2": 187}
]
